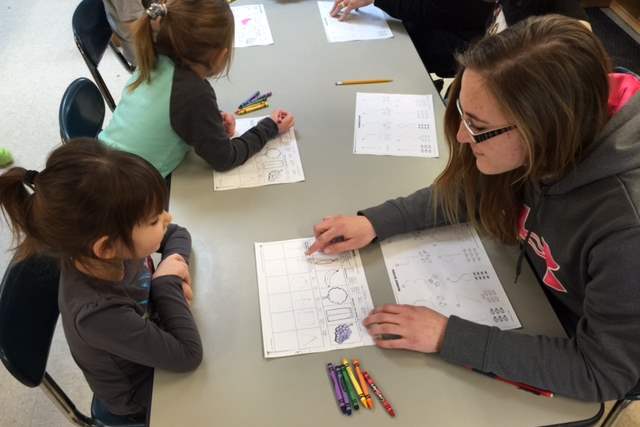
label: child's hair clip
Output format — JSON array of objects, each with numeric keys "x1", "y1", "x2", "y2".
[{"x1": 146, "y1": 2, "x2": 168, "y2": 20}]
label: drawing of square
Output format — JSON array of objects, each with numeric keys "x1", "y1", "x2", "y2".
[
  {"x1": 295, "y1": 309, "x2": 319, "y2": 329},
  {"x1": 270, "y1": 311, "x2": 295, "y2": 332},
  {"x1": 286, "y1": 256, "x2": 312, "y2": 274},
  {"x1": 292, "y1": 290, "x2": 315, "y2": 310},
  {"x1": 269, "y1": 293, "x2": 293, "y2": 313},
  {"x1": 266, "y1": 275, "x2": 290, "y2": 294},
  {"x1": 264, "y1": 259, "x2": 287, "y2": 276},
  {"x1": 261, "y1": 244, "x2": 285, "y2": 261},
  {"x1": 272, "y1": 331, "x2": 298, "y2": 351},
  {"x1": 284, "y1": 240, "x2": 306, "y2": 258},
  {"x1": 297, "y1": 328, "x2": 322, "y2": 348},
  {"x1": 289, "y1": 273, "x2": 313, "y2": 291}
]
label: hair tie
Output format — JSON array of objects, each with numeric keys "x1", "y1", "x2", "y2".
[
  {"x1": 23, "y1": 170, "x2": 39, "y2": 190},
  {"x1": 146, "y1": 2, "x2": 168, "y2": 20}
]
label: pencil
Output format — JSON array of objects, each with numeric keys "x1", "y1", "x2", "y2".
[
  {"x1": 335, "y1": 79, "x2": 393, "y2": 86},
  {"x1": 235, "y1": 101, "x2": 268, "y2": 115}
]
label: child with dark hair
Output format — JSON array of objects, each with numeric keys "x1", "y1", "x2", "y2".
[
  {"x1": 99, "y1": 0, "x2": 295, "y2": 178},
  {"x1": 0, "y1": 139, "x2": 202, "y2": 418}
]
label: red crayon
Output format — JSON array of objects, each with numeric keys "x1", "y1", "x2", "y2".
[{"x1": 362, "y1": 371, "x2": 396, "y2": 417}]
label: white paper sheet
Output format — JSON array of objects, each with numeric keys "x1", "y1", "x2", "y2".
[
  {"x1": 213, "y1": 117, "x2": 304, "y2": 191},
  {"x1": 353, "y1": 92, "x2": 439, "y2": 158},
  {"x1": 255, "y1": 238, "x2": 375, "y2": 358},
  {"x1": 380, "y1": 224, "x2": 521, "y2": 330},
  {"x1": 317, "y1": 1, "x2": 393, "y2": 43},
  {"x1": 232, "y1": 4, "x2": 274, "y2": 47}
]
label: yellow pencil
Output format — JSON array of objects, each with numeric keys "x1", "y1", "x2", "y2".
[
  {"x1": 335, "y1": 79, "x2": 393, "y2": 86},
  {"x1": 235, "y1": 101, "x2": 268, "y2": 115}
]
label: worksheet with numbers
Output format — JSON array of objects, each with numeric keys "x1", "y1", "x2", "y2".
[
  {"x1": 353, "y1": 92, "x2": 439, "y2": 158},
  {"x1": 381, "y1": 224, "x2": 521, "y2": 330}
]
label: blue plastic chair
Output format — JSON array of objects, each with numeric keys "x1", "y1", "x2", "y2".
[
  {"x1": 59, "y1": 78, "x2": 105, "y2": 143},
  {"x1": 0, "y1": 256, "x2": 144, "y2": 427},
  {"x1": 72, "y1": 0, "x2": 134, "y2": 111}
]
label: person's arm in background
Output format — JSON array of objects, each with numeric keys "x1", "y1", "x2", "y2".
[{"x1": 331, "y1": 0, "x2": 494, "y2": 32}]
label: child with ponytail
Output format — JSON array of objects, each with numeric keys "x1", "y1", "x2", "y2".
[
  {"x1": 99, "y1": 0, "x2": 295, "y2": 178},
  {"x1": 0, "y1": 139, "x2": 202, "y2": 419}
]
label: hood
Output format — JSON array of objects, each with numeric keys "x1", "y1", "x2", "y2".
[{"x1": 546, "y1": 73, "x2": 640, "y2": 195}]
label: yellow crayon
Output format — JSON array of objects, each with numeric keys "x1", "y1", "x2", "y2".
[
  {"x1": 235, "y1": 101, "x2": 268, "y2": 115},
  {"x1": 353, "y1": 359, "x2": 373, "y2": 409},
  {"x1": 342, "y1": 358, "x2": 368, "y2": 409}
]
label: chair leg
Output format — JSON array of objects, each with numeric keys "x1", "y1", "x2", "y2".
[
  {"x1": 40, "y1": 373, "x2": 98, "y2": 427},
  {"x1": 601, "y1": 399, "x2": 635, "y2": 427}
]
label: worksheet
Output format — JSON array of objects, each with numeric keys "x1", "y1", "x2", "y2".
[
  {"x1": 353, "y1": 92, "x2": 439, "y2": 158},
  {"x1": 231, "y1": 4, "x2": 274, "y2": 47},
  {"x1": 317, "y1": 1, "x2": 393, "y2": 43},
  {"x1": 380, "y1": 224, "x2": 521, "y2": 330},
  {"x1": 255, "y1": 238, "x2": 375, "y2": 358},
  {"x1": 213, "y1": 117, "x2": 304, "y2": 191}
]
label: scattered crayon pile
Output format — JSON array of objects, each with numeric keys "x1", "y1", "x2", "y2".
[
  {"x1": 326, "y1": 357, "x2": 395, "y2": 417},
  {"x1": 235, "y1": 90, "x2": 272, "y2": 115}
]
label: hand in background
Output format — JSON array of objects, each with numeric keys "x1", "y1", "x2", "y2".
[
  {"x1": 221, "y1": 112, "x2": 236, "y2": 137},
  {"x1": 305, "y1": 215, "x2": 376, "y2": 255},
  {"x1": 270, "y1": 109, "x2": 295, "y2": 134},
  {"x1": 363, "y1": 304, "x2": 448, "y2": 353},
  {"x1": 330, "y1": 0, "x2": 373, "y2": 20}
]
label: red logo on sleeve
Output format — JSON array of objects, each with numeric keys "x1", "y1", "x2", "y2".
[{"x1": 518, "y1": 206, "x2": 567, "y2": 293}]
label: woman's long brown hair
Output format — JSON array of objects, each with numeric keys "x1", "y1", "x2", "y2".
[{"x1": 434, "y1": 15, "x2": 611, "y2": 244}]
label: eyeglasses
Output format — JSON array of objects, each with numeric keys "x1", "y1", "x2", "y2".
[{"x1": 456, "y1": 98, "x2": 516, "y2": 144}]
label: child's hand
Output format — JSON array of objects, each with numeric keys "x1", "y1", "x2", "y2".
[
  {"x1": 153, "y1": 253, "x2": 191, "y2": 287},
  {"x1": 221, "y1": 112, "x2": 236, "y2": 137},
  {"x1": 182, "y1": 282, "x2": 193, "y2": 306},
  {"x1": 270, "y1": 109, "x2": 294, "y2": 134}
]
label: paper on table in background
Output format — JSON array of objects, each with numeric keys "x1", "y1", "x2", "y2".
[
  {"x1": 353, "y1": 92, "x2": 439, "y2": 158},
  {"x1": 255, "y1": 238, "x2": 375, "y2": 358},
  {"x1": 317, "y1": 1, "x2": 393, "y2": 42},
  {"x1": 213, "y1": 117, "x2": 304, "y2": 191},
  {"x1": 231, "y1": 4, "x2": 274, "y2": 47},
  {"x1": 380, "y1": 224, "x2": 521, "y2": 330}
]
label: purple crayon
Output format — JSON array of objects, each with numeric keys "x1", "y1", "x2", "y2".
[{"x1": 327, "y1": 363, "x2": 349, "y2": 415}]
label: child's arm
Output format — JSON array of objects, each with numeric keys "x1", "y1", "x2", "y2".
[
  {"x1": 170, "y1": 70, "x2": 279, "y2": 172},
  {"x1": 157, "y1": 223, "x2": 191, "y2": 262},
  {"x1": 75, "y1": 271, "x2": 202, "y2": 372}
]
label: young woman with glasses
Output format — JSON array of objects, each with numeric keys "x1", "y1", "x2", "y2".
[{"x1": 306, "y1": 15, "x2": 640, "y2": 401}]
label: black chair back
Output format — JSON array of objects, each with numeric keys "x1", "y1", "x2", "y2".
[
  {"x1": 72, "y1": 0, "x2": 117, "y2": 111},
  {"x1": 0, "y1": 256, "x2": 60, "y2": 387},
  {"x1": 59, "y1": 78, "x2": 106, "y2": 143}
]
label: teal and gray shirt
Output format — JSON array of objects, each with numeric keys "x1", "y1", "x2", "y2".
[{"x1": 99, "y1": 55, "x2": 278, "y2": 177}]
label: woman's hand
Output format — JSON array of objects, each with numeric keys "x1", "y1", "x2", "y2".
[
  {"x1": 363, "y1": 304, "x2": 448, "y2": 353},
  {"x1": 306, "y1": 215, "x2": 376, "y2": 255}
]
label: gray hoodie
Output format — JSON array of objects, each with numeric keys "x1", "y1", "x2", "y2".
[
  {"x1": 360, "y1": 87, "x2": 640, "y2": 401},
  {"x1": 58, "y1": 224, "x2": 202, "y2": 415}
]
